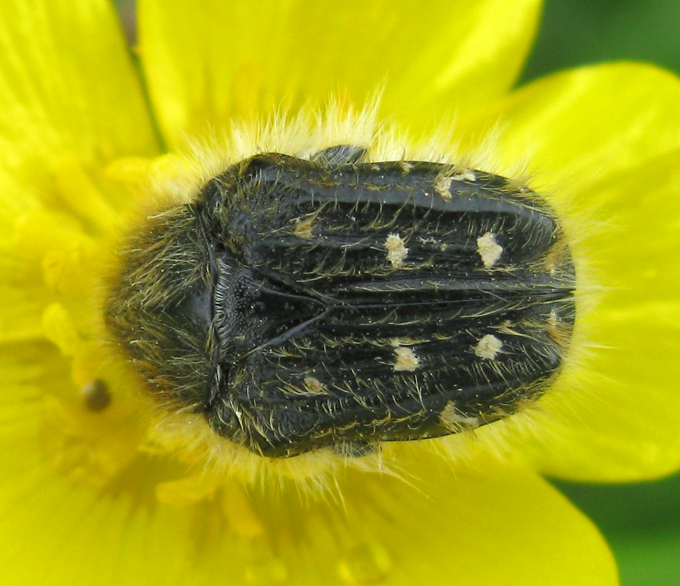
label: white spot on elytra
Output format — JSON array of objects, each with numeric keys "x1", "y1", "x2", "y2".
[
  {"x1": 294, "y1": 217, "x2": 315, "y2": 239},
  {"x1": 434, "y1": 169, "x2": 477, "y2": 201},
  {"x1": 452, "y1": 169, "x2": 476, "y2": 182},
  {"x1": 399, "y1": 160, "x2": 414, "y2": 174},
  {"x1": 440, "y1": 401, "x2": 480, "y2": 430},
  {"x1": 476, "y1": 232, "x2": 503, "y2": 268},
  {"x1": 546, "y1": 309, "x2": 569, "y2": 346},
  {"x1": 433, "y1": 176, "x2": 453, "y2": 201},
  {"x1": 393, "y1": 346, "x2": 419, "y2": 372},
  {"x1": 474, "y1": 334, "x2": 503, "y2": 360},
  {"x1": 385, "y1": 233, "x2": 408, "y2": 268},
  {"x1": 303, "y1": 376, "x2": 327, "y2": 394}
]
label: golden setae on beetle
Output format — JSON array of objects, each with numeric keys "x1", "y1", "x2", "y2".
[{"x1": 106, "y1": 145, "x2": 576, "y2": 458}]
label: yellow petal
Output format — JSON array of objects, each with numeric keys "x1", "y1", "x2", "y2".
[
  {"x1": 461, "y1": 63, "x2": 680, "y2": 189},
  {"x1": 524, "y1": 152, "x2": 680, "y2": 482},
  {"x1": 464, "y1": 63, "x2": 680, "y2": 481},
  {"x1": 0, "y1": 433, "x2": 617, "y2": 586},
  {"x1": 139, "y1": 0, "x2": 542, "y2": 148},
  {"x1": 0, "y1": 0, "x2": 159, "y2": 210}
]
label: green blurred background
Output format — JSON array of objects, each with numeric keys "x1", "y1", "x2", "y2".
[
  {"x1": 114, "y1": 1, "x2": 680, "y2": 584},
  {"x1": 524, "y1": 0, "x2": 680, "y2": 82}
]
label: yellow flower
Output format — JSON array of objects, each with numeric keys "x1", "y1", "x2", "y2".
[{"x1": 1, "y1": 0, "x2": 680, "y2": 584}]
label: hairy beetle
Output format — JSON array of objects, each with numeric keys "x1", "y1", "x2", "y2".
[{"x1": 106, "y1": 145, "x2": 575, "y2": 458}]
